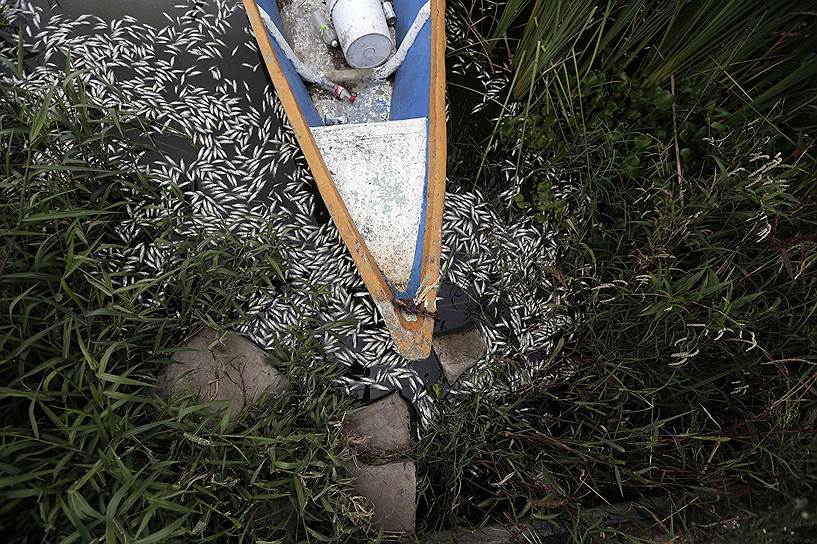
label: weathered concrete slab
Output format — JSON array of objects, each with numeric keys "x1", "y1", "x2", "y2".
[
  {"x1": 350, "y1": 461, "x2": 416, "y2": 534},
  {"x1": 432, "y1": 327, "x2": 487, "y2": 384},
  {"x1": 426, "y1": 527, "x2": 516, "y2": 544},
  {"x1": 426, "y1": 522, "x2": 557, "y2": 543},
  {"x1": 345, "y1": 391, "x2": 411, "y2": 454},
  {"x1": 158, "y1": 328, "x2": 287, "y2": 422}
]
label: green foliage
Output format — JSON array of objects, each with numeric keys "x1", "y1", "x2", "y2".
[
  {"x1": 0, "y1": 49, "x2": 368, "y2": 543},
  {"x1": 495, "y1": 0, "x2": 817, "y2": 121},
  {"x1": 435, "y1": 0, "x2": 817, "y2": 540},
  {"x1": 420, "y1": 123, "x2": 817, "y2": 532},
  {"x1": 506, "y1": 67, "x2": 810, "y2": 221}
]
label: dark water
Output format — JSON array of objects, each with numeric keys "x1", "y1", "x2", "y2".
[
  {"x1": 29, "y1": 0, "x2": 481, "y2": 407},
  {"x1": 434, "y1": 282, "x2": 477, "y2": 334},
  {"x1": 38, "y1": 0, "x2": 174, "y2": 26}
]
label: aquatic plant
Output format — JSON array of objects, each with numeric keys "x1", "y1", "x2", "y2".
[
  {"x1": 0, "y1": 26, "x2": 373, "y2": 541},
  {"x1": 415, "y1": 0, "x2": 817, "y2": 540},
  {"x1": 493, "y1": 0, "x2": 817, "y2": 119}
]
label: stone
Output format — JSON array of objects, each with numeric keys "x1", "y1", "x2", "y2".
[
  {"x1": 158, "y1": 328, "x2": 287, "y2": 422},
  {"x1": 345, "y1": 391, "x2": 411, "y2": 454},
  {"x1": 426, "y1": 522, "x2": 557, "y2": 543},
  {"x1": 426, "y1": 527, "x2": 515, "y2": 544},
  {"x1": 350, "y1": 461, "x2": 416, "y2": 534},
  {"x1": 432, "y1": 326, "x2": 487, "y2": 384}
]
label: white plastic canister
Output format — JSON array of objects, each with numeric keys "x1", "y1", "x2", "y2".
[{"x1": 327, "y1": 0, "x2": 392, "y2": 69}]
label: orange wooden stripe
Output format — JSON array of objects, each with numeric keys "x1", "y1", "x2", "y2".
[
  {"x1": 401, "y1": 0, "x2": 448, "y2": 357},
  {"x1": 420, "y1": 0, "x2": 447, "y2": 313}
]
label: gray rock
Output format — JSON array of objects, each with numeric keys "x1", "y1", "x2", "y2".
[
  {"x1": 345, "y1": 391, "x2": 411, "y2": 454},
  {"x1": 433, "y1": 327, "x2": 487, "y2": 384},
  {"x1": 426, "y1": 527, "x2": 515, "y2": 544},
  {"x1": 158, "y1": 328, "x2": 287, "y2": 422},
  {"x1": 426, "y1": 522, "x2": 557, "y2": 543},
  {"x1": 350, "y1": 461, "x2": 416, "y2": 534}
]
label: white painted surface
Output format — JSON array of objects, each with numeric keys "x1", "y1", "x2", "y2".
[
  {"x1": 328, "y1": 0, "x2": 392, "y2": 68},
  {"x1": 311, "y1": 118, "x2": 428, "y2": 292}
]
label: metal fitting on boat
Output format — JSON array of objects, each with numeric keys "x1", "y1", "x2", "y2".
[
  {"x1": 328, "y1": 0, "x2": 392, "y2": 69},
  {"x1": 382, "y1": 1, "x2": 397, "y2": 26},
  {"x1": 311, "y1": 9, "x2": 339, "y2": 48}
]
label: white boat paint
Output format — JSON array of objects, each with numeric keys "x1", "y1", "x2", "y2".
[{"x1": 311, "y1": 118, "x2": 427, "y2": 292}]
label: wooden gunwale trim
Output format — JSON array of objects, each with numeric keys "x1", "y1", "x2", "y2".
[
  {"x1": 420, "y1": 0, "x2": 447, "y2": 314},
  {"x1": 402, "y1": 0, "x2": 448, "y2": 356},
  {"x1": 243, "y1": 0, "x2": 440, "y2": 359}
]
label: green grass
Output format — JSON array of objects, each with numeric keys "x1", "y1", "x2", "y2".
[
  {"x1": 0, "y1": 33, "x2": 377, "y2": 542},
  {"x1": 430, "y1": 0, "x2": 817, "y2": 540},
  {"x1": 493, "y1": 0, "x2": 817, "y2": 121},
  {"x1": 421, "y1": 114, "x2": 817, "y2": 538}
]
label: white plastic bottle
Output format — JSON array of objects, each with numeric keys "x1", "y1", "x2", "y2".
[{"x1": 311, "y1": 9, "x2": 339, "y2": 48}]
